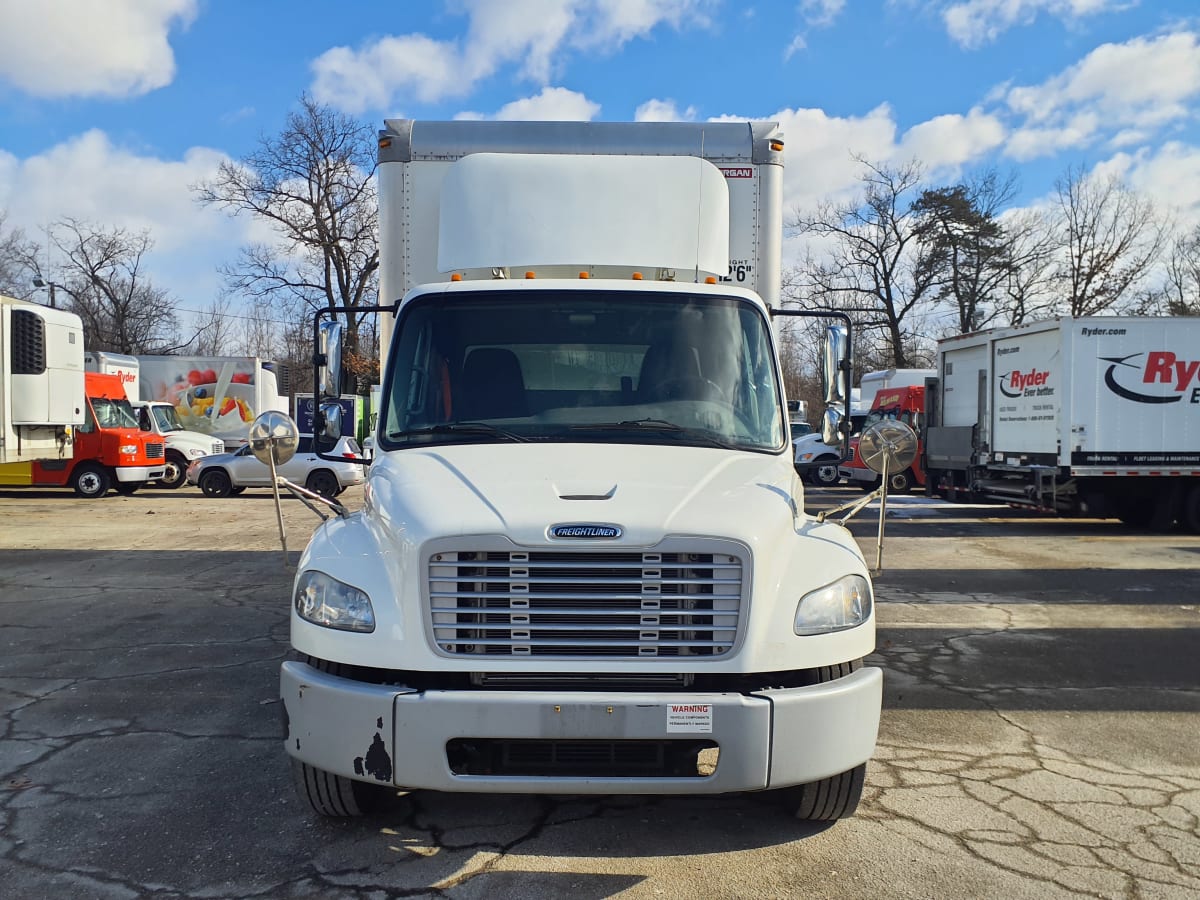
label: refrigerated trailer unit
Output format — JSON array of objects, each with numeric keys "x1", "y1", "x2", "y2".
[{"x1": 925, "y1": 316, "x2": 1200, "y2": 530}]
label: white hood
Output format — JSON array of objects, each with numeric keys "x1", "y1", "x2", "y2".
[{"x1": 365, "y1": 442, "x2": 799, "y2": 548}]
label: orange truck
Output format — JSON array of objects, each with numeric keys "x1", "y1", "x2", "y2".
[
  {"x1": 1, "y1": 370, "x2": 167, "y2": 497},
  {"x1": 839, "y1": 383, "x2": 929, "y2": 493}
]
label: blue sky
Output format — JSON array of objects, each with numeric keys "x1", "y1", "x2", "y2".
[{"x1": 2, "y1": 0, "x2": 1200, "y2": 316}]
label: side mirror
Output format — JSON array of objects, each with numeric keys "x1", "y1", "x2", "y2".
[
  {"x1": 248, "y1": 411, "x2": 299, "y2": 466},
  {"x1": 317, "y1": 400, "x2": 343, "y2": 446},
  {"x1": 821, "y1": 325, "x2": 849, "y2": 406},
  {"x1": 317, "y1": 320, "x2": 344, "y2": 400},
  {"x1": 820, "y1": 407, "x2": 843, "y2": 445}
]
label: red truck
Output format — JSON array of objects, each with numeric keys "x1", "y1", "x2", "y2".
[
  {"x1": 0, "y1": 371, "x2": 166, "y2": 497},
  {"x1": 839, "y1": 384, "x2": 927, "y2": 493}
]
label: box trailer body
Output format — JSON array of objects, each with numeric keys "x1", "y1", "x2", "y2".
[
  {"x1": 135, "y1": 355, "x2": 288, "y2": 448},
  {"x1": 0, "y1": 371, "x2": 166, "y2": 496},
  {"x1": 1, "y1": 296, "x2": 85, "y2": 465},
  {"x1": 925, "y1": 316, "x2": 1200, "y2": 530},
  {"x1": 84, "y1": 351, "x2": 223, "y2": 488},
  {"x1": 282, "y1": 120, "x2": 880, "y2": 821}
]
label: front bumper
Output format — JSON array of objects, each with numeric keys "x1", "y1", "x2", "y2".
[
  {"x1": 280, "y1": 660, "x2": 882, "y2": 794},
  {"x1": 115, "y1": 465, "x2": 166, "y2": 482},
  {"x1": 839, "y1": 465, "x2": 875, "y2": 484}
]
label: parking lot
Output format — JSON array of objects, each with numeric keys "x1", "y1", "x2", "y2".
[{"x1": 1, "y1": 483, "x2": 1198, "y2": 899}]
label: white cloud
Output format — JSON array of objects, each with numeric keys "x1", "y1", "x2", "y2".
[
  {"x1": 943, "y1": 0, "x2": 1129, "y2": 49},
  {"x1": 800, "y1": 0, "x2": 846, "y2": 28},
  {"x1": 1117, "y1": 142, "x2": 1200, "y2": 228},
  {"x1": 0, "y1": 130, "x2": 258, "y2": 309},
  {"x1": 310, "y1": 0, "x2": 714, "y2": 114},
  {"x1": 635, "y1": 98, "x2": 698, "y2": 121},
  {"x1": 0, "y1": 0, "x2": 196, "y2": 98},
  {"x1": 898, "y1": 108, "x2": 1007, "y2": 170},
  {"x1": 1003, "y1": 32, "x2": 1200, "y2": 160},
  {"x1": 493, "y1": 87, "x2": 601, "y2": 121}
]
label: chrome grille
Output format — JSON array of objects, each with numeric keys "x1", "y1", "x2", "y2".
[
  {"x1": 211, "y1": 440, "x2": 224, "y2": 454},
  {"x1": 428, "y1": 545, "x2": 745, "y2": 658},
  {"x1": 145, "y1": 442, "x2": 165, "y2": 459}
]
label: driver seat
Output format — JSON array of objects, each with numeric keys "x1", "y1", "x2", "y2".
[{"x1": 637, "y1": 341, "x2": 702, "y2": 401}]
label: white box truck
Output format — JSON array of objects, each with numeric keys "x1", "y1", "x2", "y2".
[
  {"x1": 135, "y1": 355, "x2": 288, "y2": 448},
  {"x1": 280, "y1": 120, "x2": 881, "y2": 820},
  {"x1": 84, "y1": 351, "x2": 224, "y2": 488},
  {"x1": 925, "y1": 316, "x2": 1200, "y2": 530},
  {"x1": 0, "y1": 296, "x2": 84, "y2": 464}
]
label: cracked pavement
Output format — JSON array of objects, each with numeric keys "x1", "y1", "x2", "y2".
[{"x1": 1, "y1": 487, "x2": 1197, "y2": 899}]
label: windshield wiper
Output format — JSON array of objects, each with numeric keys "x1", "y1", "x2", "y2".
[
  {"x1": 568, "y1": 419, "x2": 737, "y2": 449},
  {"x1": 392, "y1": 422, "x2": 531, "y2": 443}
]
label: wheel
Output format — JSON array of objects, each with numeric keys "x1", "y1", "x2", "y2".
[
  {"x1": 291, "y1": 759, "x2": 389, "y2": 818},
  {"x1": 885, "y1": 469, "x2": 913, "y2": 494},
  {"x1": 773, "y1": 660, "x2": 867, "y2": 820},
  {"x1": 777, "y1": 764, "x2": 867, "y2": 821},
  {"x1": 159, "y1": 452, "x2": 188, "y2": 489},
  {"x1": 858, "y1": 476, "x2": 880, "y2": 494},
  {"x1": 1115, "y1": 488, "x2": 1177, "y2": 531},
  {"x1": 114, "y1": 481, "x2": 144, "y2": 496},
  {"x1": 229, "y1": 486, "x2": 246, "y2": 496},
  {"x1": 1183, "y1": 483, "x2": 1200, "y2": 534},
  {"x1": 198, "y1": 469, "x2": 233, "y2": 498},
  {"x1": 71, "y1": 464, "x2": 112, "y2": 498},
  {"x1": 807, "y1": 461, "x2": 841, "y2": 487},
  {"x1": 306, "y1": 469, "x2": 339, "y2": 498}
]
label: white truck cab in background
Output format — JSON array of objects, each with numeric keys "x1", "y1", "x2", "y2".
[
  {"x1": 84, "y1": 351, "x2": 222, "y2": 488},
  {"x1": 280, "y1": 120, "x2": 881, "y2": 821}
]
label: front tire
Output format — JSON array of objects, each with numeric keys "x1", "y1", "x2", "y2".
[
  {"x1": 198, "y1": 469, "x2": 233, "y2": 498},
  {"x1": 887, "y1": 469, "x2": 913, "y2": 494},
  {"x1": 807, "y1": 461, "x2": 841, "y2": 487},
  {"x1": 772, "y1": 660, "x2": 867, "y2": 821},
  {"x1": 71, "y1": 464, "x2": 111, "y2": 498},
  {"x1": 159, "y1": 452, "x2": 188, "y2": 489},
  {"x1": 291, "y1": 759, "x2": 389, "y2": 818},
  {"x1": 778, "y1": 764, "x2": 867, "y2": 821}
]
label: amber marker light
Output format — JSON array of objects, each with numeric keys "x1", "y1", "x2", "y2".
[
  {"x1": 525, "y1": 271, "x2": 536, "y2": 279},
  {"x1": 450, "y1": 273, "x2": 463, "y2": 281},
  {"x1": 632, "y1": 272, "x2": 643, "y2": 280}
]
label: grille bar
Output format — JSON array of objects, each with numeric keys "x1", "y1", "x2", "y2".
[{"x1": 428, "y1": 546, "x2": 745, "y2": 659}]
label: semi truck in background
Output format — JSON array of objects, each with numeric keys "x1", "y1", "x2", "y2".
[
  {"x1": 85, "y1": 351, "x2": 224, "y2": 488},
  {"x1": 136, "y1": 355, "x2": 289, "y2": 448},
  {"x1": 1, "y1": 295, "x2": 83, "y2": 465},
  {"x1": 277, "y1": 119, "x2": 883, "y2": 822},
  {"x1": 839, "y1": 369, "x2": 936, "y2": 493},
  {"x1": 924, "y1": 317, "x2": 1200, "y2": 531}
]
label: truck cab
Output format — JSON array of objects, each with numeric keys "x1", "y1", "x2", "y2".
[
  {"x1": 840, "y1": 385, "x2": 927, "y2": 493},
  {"x1": 130, "y1": 400, "x2": 224, "y2": 489}
]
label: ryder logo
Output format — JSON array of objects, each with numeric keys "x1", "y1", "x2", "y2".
[
  {"x1": 999, "y1": 368, "x2": 1052, "y2": 399},
  {"x1": 1102, "y1": 351, "x2": 1200, "y2": 404}
]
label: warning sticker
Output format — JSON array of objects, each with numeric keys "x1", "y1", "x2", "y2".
[{"x1": 666, "y1": 703, "x2": 713, "y2": 733}]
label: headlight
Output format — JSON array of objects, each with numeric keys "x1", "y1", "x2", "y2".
[
  {"x1": 119, "y1": 444, "x2": 138, "y2": 455},
  {"x1": 794, "y1": 574, "x2": 872, "y2": 635},
  {"x1": 295, "y1": 571, "x2": 375, "y2": 632},
  {"x1": 187, "y1": 448, "x2": 206, "y2": 458}
]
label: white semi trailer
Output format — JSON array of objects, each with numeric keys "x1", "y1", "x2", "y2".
[
  {"x1": 925, "y1": 316, "x2": 1200, "y2": 530},
  {"x1": 279, "y1": 120, "x2": 881, "y2": 821}
]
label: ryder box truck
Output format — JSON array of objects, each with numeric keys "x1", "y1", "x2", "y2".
[
  {"x1": 924, "y1": 316, "x2": 1200, "y2": 530},
  {"x1": 279, "y1": 120, "x2": 882, "y2": 821}
]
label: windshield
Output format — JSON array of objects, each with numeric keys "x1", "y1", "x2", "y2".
[
  {"x1": 91, "y1": 397, "x2": 139, "y2": 429},
  {"x1": 379, "y1": 290, "x2": 785, "y2": 452},
  {"x1": 150, "y1": 404, "x2": 184, "y2": 432}
]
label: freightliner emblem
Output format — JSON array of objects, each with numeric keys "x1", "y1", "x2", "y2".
[{"x1": 550, "y1": 523, "x2": 623, "y2": 539}]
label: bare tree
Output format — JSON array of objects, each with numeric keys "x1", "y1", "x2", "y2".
[
  {"x1": 997, "y1": 207, "x2": 1059, "y2": 325},
  {"x1": 194, "y1": 94, "x2": 379, "y2": 363},
  {"x1": 1052, "y1": 165, "x2": 1165, "y2": 316},
  {"x1": 187, "y1": 293, "x2": 239, "y2": 355},
  {"x1": 789, "y1": 157, "x2": 939, "y2": 368},
  {"x1": 912, "y1": 169, "x2": 1018, "y2": 334},
  {"x1": 1141, "y1": 223, "x2": 1200, "y2": 316},
  {"x1": 0, "y1": 210, "x2": 39, "y2": 300},
  {"x1": 30, "y1": 218, "x2": 182, "y2": 353}
]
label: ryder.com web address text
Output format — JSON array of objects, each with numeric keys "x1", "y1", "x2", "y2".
[{"x1": 1081, "y1": 326, "x2": 1127, "y2": 337}]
